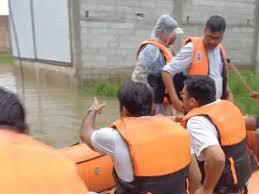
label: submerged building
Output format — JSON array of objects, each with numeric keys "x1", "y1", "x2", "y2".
[{"x1": 9, "y1": 0, "x2": 259, "y2": 84}]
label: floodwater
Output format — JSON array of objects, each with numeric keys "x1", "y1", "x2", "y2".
[{"x1": 0, "y1": 65, "x2": 118, "y2": 148}]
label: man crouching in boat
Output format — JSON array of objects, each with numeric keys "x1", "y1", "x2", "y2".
[
  {"x1": 181, "y1": 76, "x2": 251, "y2": 194},
  {"x1": 0, "y1": 87, "x2": 87, "y2": 194},
  {"x1": 80, "y1": 81, "x2": 191, "y2": 194}
]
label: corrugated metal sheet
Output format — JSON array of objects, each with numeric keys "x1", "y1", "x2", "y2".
[
  {"x1": 9, "y1": 0, "x2": 71, "y2": 64},
  {"x1": 9, "y1": 0, "x2": 35, "y2": 58},
  {"x1": 33, "y1": 0, "x2": 71, "y2": 63}
]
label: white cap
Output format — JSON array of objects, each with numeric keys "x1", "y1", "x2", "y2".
[
  {"x1": 173, "y1": 27, "x2": 184, "y2": 35},
  {"x1": 151, "y1": 15, "x2": 184, "y2": 40},
  {"x1": 154, "y1": 15, "x2": 183, "y2": 34}
]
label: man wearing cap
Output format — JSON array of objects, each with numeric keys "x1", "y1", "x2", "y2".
[
  {"x1": 162, "y1": 15, "x2": 233, "y2": 112},
  {"x1": 132, "y1": 14, "x2": 183, "y2": 115}
]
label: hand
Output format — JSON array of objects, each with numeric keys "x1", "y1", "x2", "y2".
[
  {"x1": 89, "y1": 97, "x2": 106, "y2": 114},
  {"x1": 249, "y1": 91, "x2": 259, "y2": 99},
  {"x1": 167, "y1": 115, "x2": 183, "y2": 122},
  {"x1": 171, "y1": 97, "x2": 184, "y2": 112}
]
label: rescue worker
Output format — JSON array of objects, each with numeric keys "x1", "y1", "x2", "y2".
[
  {"x1": 132, "y1": 14, "x2": 183, "y2": 115},
  {"x1": 80, "y1": 81, "x2": 191, "y2": 194},
  {"x1": 162, "y1": 15, "x2": 233, "y2": 112},
  {"x1": 0, "y1": 87, "x2": 88, "y2": 194},
  {"x1": 181, "y1": 76, "x2": 251, "y2": 194}
]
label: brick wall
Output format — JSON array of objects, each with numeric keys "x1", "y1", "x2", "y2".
[
  {"x1": 78, "y1": 0, "x2": 258, "y2": 81},
  {"x1": 181, "y1": 0, "x2": 256, "y2": 66},
  {"x1": 0, "y1": 16, "x2": 10, "y2": 52},
  {"x1": 79, "y1": 0, "x2": 175, "y2": 81}
]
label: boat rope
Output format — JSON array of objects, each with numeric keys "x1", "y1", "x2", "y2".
[{"x1": 229, "y1": 62, "x2": 259, "y2": 105}]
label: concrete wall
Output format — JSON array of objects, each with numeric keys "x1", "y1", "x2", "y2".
[
  {"x1": 79, "y1": 0, "x2": 175, "y2": 81},
  {"x1": 0, "y1": 15, "x2": 10, "y2": 52},
  {"x1": 181, "y1": 0, "x2": 257, "y2": 67},
  {"x1": 78, "y1": 0, "x2": 258, "y2": 82},
  {"x1": 10, "y1": 0, "x2": 80, "y2": 87}
]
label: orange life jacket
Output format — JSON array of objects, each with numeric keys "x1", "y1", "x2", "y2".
[
  {"x1": 182, "y1": 100, "x2": 251, "y2": 192},
  {"x1": 183, "y1": 36, "x2": 228, "y2": 76},
  {"x1": 184, "y1": 36, "x2": 229, "y2": 99},
  {"x1": 0, "y1": 129, "x2": 87, "y2": 194},
  {"x1": 111, "y1": 115, "x2": 191, "y2": 194},
  {"x1": 137, "y1": 40, "x2": 173, "y2": 64},
  {"x1": 247, "y1": 170, "x2": 259, "y2": 194},
  {"x1": 136, "y1": 40, "x2": 173, "y2": 105}
]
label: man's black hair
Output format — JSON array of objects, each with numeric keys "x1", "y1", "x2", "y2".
[
  {"x1": 185, "y1": 76, "x2": 216, "y2": 106},
  {"x1": 205, "y1": 15, "x2": 226, "y2": 32},
  {"x1": 0, "y1": 87, "x2": 27, "y2": 133},
  {"x1": 117, "y1": 81, "x2": 154, "y2": 117}
]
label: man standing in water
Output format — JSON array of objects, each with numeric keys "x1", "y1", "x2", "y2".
[
  {"x1": 162, "y1": 15, "x2": 232, "y2": 112},
  {"x1": 132, "y1": 15, "x2": 183, "y2": 115}
]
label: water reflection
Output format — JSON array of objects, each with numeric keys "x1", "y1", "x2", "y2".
[{"x1": 0, "y1": 66, "x2": 118, "y2": 148}]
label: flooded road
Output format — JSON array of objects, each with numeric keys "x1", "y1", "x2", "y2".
[{"x1": 0, "y1": 65, "x2": 118, "y2": 148}]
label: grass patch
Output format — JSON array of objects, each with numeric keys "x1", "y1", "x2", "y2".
[
  {"x1": 0, "y1": 52, "x2": 13, "y2": 65},
  {"x1": 229, "y1": 70, "x2": 259, "y2": 115},
  {"x1": 82, "y1": 71, "x2": 259, "y2": 114},
  {"x1": 82, "y1": 81, "x2": 120, "y2": 97}
]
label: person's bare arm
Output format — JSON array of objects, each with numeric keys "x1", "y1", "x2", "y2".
[
  {"x1": 167, "y1": 115, "x2": 184, "y2": 122},
  {"x1": 162, "y1": 44, "x2": 193, "y2": 112},
  {"x1": 189, "y1": 154, "x2": 202, "y2": 194},
  {"x1": 80, "y1": 98, "x2": 106, "y2": 150},
  {"x1": 250, "y1": 92, "x2": 259, "y2": 99},
  {"x1": 199, "y1": 145, "x2": 225, "y2": 194},
  {"x1": 162, "y1": 71, "x2": 184, "y2": 112},
  {"x1": 245, "y1": 116, "x2": 257, "y2": 131}
]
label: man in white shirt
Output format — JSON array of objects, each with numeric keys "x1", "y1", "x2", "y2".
[
  {"x1": 80, "y1": 81, "x2": 191, "y2": 194},
  {"x1": 162, "y1": 15, "x2": 232, "y2": 112},
  {"x1": 181, "y1": 76, "x2": 251, "y2": 194}
]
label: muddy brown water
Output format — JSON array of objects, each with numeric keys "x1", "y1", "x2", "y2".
[{"x1": 0, "y1": 65, "x2": 118, "y2": 148}]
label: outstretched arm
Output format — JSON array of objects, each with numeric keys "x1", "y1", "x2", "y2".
[
  {"x1": 80, "y1": 98, "x2": 106, "y2": 150},
  {"x1": 162, "y1": 71, "x2": 184, "y2": 112},
  {"x1": 162, "y1": 43, "x2": 193, "y2": 112}
]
